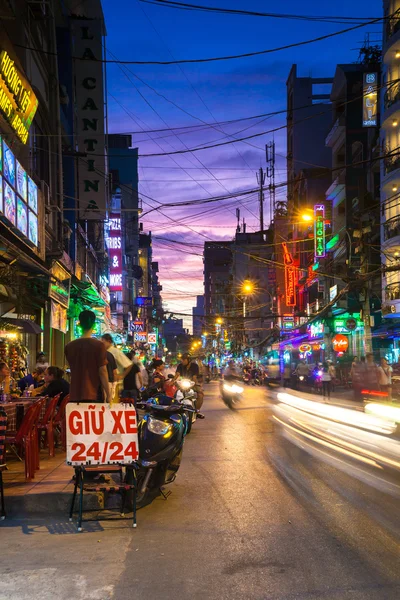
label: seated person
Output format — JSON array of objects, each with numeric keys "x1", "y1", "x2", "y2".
[
  {"x1": 18, "y1": 368, "x2": 45, "y2": 393},
  {"x1": 32, "y1": 366, "x2": 70, "y2": 404}
]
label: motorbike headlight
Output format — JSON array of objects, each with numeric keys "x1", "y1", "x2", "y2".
[
  {"x1": 148, "y1": 417, "x2": 171, "y2": 435},
  {"x1": 223, "y1": 383, "x2": 233, "y2": 392},
  {"x1": 299, "y1": 375, "x2": 304, "y2": 381},
  {"x1": 180, "y1": 379, "x2": 192, "y2": 390},
  {"x1": 231, "y1": 385, "x2": 244, "y2": 394}
]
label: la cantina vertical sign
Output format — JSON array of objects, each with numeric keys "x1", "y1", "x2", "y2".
[
  {"x1": 107, "y1": 213, "x2": 123, "y2": 291},
  {"x1": 73, "y1": 21, "x2": 107, "y2": 219},
  {"x1": 314, "y1": 204, "x2": 325, "y2": 258}
]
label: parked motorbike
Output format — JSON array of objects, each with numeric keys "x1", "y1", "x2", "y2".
[
  {"x1": 221, "y1": 380, "x2": 244, "y2": 409},
  {"x1": 127, "y1": 394, "x2": 194, "y2": 508},
  {"x1": 175, "y1": 378, "x2": 197, "y2": 434}
]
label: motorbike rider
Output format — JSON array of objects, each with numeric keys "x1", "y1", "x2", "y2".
[
  {"x1": 175, "y1": 353, "x2": 205, "y2": 418},
  {"x1": 224, "y1": 360, "x2": 240, "y2": 381}
]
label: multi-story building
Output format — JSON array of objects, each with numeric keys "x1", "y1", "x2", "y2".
[
  {"x1": 108, "y1": 134, "x2": 140, "y2": 332},
  {"x1": 203, "y1": 241, "x2": 233, "y2": 319},
  {"x1": 192, "y1": 295, "x2": 204, "y2": 337},
  {"x1": 380, "y1": 4, "x2": 400, "y2": 359},
  {"x1": 286, "y1": 65, "x2": 333, "y2": 205},
  {"x1": 232, "y1": 229, "x2": 276, "y2": 355}
]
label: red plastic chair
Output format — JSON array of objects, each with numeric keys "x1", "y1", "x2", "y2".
[
  {"x1": 5, "y1": 403, "x2": 39, "y2": 480},
  {"x1": 38, "y1": 395, "x2": 60, "y2": 457},
  {"x1": 53, "y1": 394, "x2": 70, "y2": 450}
]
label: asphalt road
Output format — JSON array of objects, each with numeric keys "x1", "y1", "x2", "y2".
[{"x1": 2, "y1": 383, "x2": 400, "y2": 600}]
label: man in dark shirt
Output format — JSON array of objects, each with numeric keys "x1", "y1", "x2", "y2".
[
  {"x1": 119, "y1": 352, "x2": 141, "y2": 401},
  {"x1": 65, "y1": 310, "x2": 110, "y2": 403},
  {"x1": 18, "y1": 368, "x2": 45, "y2": 393},
  {"x1": 175, "y1": 353, "x2": 204, "y2": 415}
]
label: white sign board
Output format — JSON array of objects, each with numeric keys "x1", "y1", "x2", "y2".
[
  {"x1": 66, "y1": 403, "x2": 139, "y2": 465},
  {"x1": 73, "y1": 19, "x2": 107, "y2": 219},
  {"x1": 147, "y1": 333, "x2": 157, "y2": 344}
]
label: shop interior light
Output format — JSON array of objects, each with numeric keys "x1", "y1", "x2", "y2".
[
  {"x1": 392, "y1": 184, "x2": 398, "y2": 192},
  {"x1": 396, "y1": 50, "x2": 400, "y2": 58},
  {"x1": 393, "y1": 119, "x2": 399, "y2": 127}
]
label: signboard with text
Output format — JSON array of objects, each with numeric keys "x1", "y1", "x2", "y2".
[
  {"x1": 107, "y1": 212, "x2": 123, "y2": 291},
  {"x1": 72, "y1": 20, "x2": 107, "y2": 218},
  {"x1": 314, "y1": 204, "x2": 325, "y2": 258},
  {"x1": 362, "y1": 72, "x2": 377, "y2": 128},
  {"x1": 131, "y1": 321, "x2": 144, "y2": 333},
  {"x1": 0, "y1": 49, "x2": 38, "y2": 143},
  {"x1": 147, "y1": 332, "x2": 157, "y2": 344},
  {"x1": 66, "y1": 404, "x2": 139, "y2": 465},
  {"x1": 134, "y1": 332, "x2": 147, "y2": 343},
  {"x1": 135, "y1": 297, "x2": 153, "y2": 307}
]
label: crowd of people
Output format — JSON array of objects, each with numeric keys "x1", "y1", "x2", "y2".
[{"x1": 64, "y1": 310, "x2": 205, "y2": 415}]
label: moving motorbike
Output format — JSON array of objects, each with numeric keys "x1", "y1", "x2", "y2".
[
  {"x1": 127, "y1": 394, "x2": 194, "y2": 508},
  {"x1": 221, "y1": 380, "x2": 244, "y2": 409}
]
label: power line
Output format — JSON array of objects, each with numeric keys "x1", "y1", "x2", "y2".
[
  {"x1": 139, "y1": 0, "x2": 382, "y2": 24},
  {"x1": 14, "y1": 14, "x2": 386, "y2": 65}
]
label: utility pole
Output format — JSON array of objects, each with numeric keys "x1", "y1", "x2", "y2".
[
  {"x1": 266, "y1": 141, "x2": 276, "y2": 224},
  {"x1": 256, "y1": 167, "x2": 266, "y2": 233}
]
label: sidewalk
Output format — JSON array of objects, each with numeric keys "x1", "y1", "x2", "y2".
[{"x1": 3, "y1": 450, "x2": 101, "y2": 517}]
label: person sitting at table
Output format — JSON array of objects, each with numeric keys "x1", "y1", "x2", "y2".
[
  {"x1": 18, "y1": 368, "x2": 45, "y2": 393},
  {"x1": 0, "y1": 362, "x2": 11, "y2": 394},
  {"x1": 32, "y1": 366, "x2": 70, "y2": 404}
]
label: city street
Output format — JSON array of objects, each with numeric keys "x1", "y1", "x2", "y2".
[{"x1": 2, "y1": 383, "x2": 400, "y2": 600}]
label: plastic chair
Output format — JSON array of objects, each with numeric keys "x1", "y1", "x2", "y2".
[
  {"x1": 5, "y1": 403, "x2": 39, "y2": 480},
  {"x1": 31, "y1": 398, "x2": 46, "y2": 471},
  {"x1": 0, "y1": 409, "x2": 6, "y2": 519},
  {"x1": 53, "y1": 394, "x2": 70, "y2": 450},
  {"x1": 38, "y1": 395, "x2": 60, "y2": 457}
]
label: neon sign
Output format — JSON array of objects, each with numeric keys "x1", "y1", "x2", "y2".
[
  {"x1": 282, "y1": 242, "x2": 296, "y2": 306},
  {"x1": 332, "y1": 334, "x2": 349, "y2": 352},
  {"x1": 107, "y1": 212, "x2": 123, "y2": 291},
  {"x1": 362, "y1": 72, "x2": 377, "y2": 128},
  {"x1": 309, "y1": 321, "x2": 324, "y2": 338},
  {"x1": 314, "y1": 204, "x2": 325, "y2": 258},
  {"x1": 0, "y1": 51, "x2": 38, "y2": 143}
]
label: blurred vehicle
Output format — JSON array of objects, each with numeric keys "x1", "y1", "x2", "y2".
[{"x1": 221, "y1": 381, "x2": 243, "y2": 409}]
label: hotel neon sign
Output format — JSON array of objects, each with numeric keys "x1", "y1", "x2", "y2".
[{"x1": 314, "y1": 204, "x2": 325, "y2": 258}]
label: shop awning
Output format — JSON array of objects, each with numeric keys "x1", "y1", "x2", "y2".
[
  {"x1": 68, "y1": 278, "x2": 107, "y2": 319},
  {"x1": 1, "y1": 318, "x2": 42, "y2": 334}
]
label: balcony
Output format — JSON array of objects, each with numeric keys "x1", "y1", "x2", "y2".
[
  {"x1": 385, "y1": 283, "x2": 400, "y2": 302},
  {"x1": 325, "y1": 116, "x2": 345, "y2": 148},
  {"x1": 384, "y1": 148, "x2": 400, "y2": 175},
  {"x1": 384, "y1": 215, "x2": 400, "y2": 243},
  {"x1": 384, "y1": 83, "x2": 400, "y2": 111},
  {"x1": 386, "y1": 11, "x2": 400, "y2": 44}
]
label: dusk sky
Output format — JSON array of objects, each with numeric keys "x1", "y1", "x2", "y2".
[{"x1": 102, "y1": 0, "x2": 380, "y2": 328}]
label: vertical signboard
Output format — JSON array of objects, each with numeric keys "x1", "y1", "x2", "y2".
[
  {"x1": 362, "y1": 72, "x2": 378, "y2": 128},
  {"x1": 73, "y1": 20, "x2": 107, "y2": 219},
  {"x1": 314, "y1": 204, "x2": 325, "y2": 258},
  {"x1": 107, "y1": 213, "x2": 123, "y2": 291},
  {"x1": 282, "y1": 242, "x2": 296, "y2": 307}
]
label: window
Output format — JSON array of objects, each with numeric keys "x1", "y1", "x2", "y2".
[{"x1": 351, "y1": 142, "x2": 363, "y2": 167}]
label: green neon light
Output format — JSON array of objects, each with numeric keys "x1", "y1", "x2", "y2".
[
  {"x1": 312, "y1": 262, "x2": 319, "y2": 271},
  {"x1": 326, "y1": 234, "x2": 339, "y2": 251}
]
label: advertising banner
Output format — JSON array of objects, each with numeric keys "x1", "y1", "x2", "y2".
[
  {"x1": 314, "y1": 204, "x2": 325, "y2": 258},
  {"x1": 66, "y1": 404, "x2": 139, "y2": 465}
]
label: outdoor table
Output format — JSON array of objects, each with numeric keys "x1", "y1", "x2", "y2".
[{"x1": 2, "y1": 397, "x2": 47, "y2": 432}]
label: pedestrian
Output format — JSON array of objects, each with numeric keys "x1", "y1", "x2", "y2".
[
  {"x1": 65, "y1": 310, "x2": 110, "y2": 403},
  {"x1": 321, "y1": 361, "x2": 332, "y2": 400},
  {"x1": 364, "y1": 353, "x2": 380, "y2": 394},
  {"x1": 121, "y1": 351, "x2": 142, "y2": 402},
  {"x1": 378, "y1": 357, "x2": 393, "y2": 401},
  {"x1": 35, "y1": 352, "x2": 49, "y2": 370},
  {"x1": 350, "y1": 357, "x2": 363, "y2": 401}
]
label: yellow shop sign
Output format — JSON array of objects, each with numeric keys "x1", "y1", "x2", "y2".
[{"x1": 0, "y1": 50, "x2": 38, "y2": 143}]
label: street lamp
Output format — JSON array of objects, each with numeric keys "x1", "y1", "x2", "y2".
[
  {"x1": 301, "y1": 213, "x2": 313, "y2": 222},
  {"x1": 241, "y1": 280, "x2": 255, "y2": 317},
  {"x1": 216, "y1": 317, "x2": 223, "y2": 325}
]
